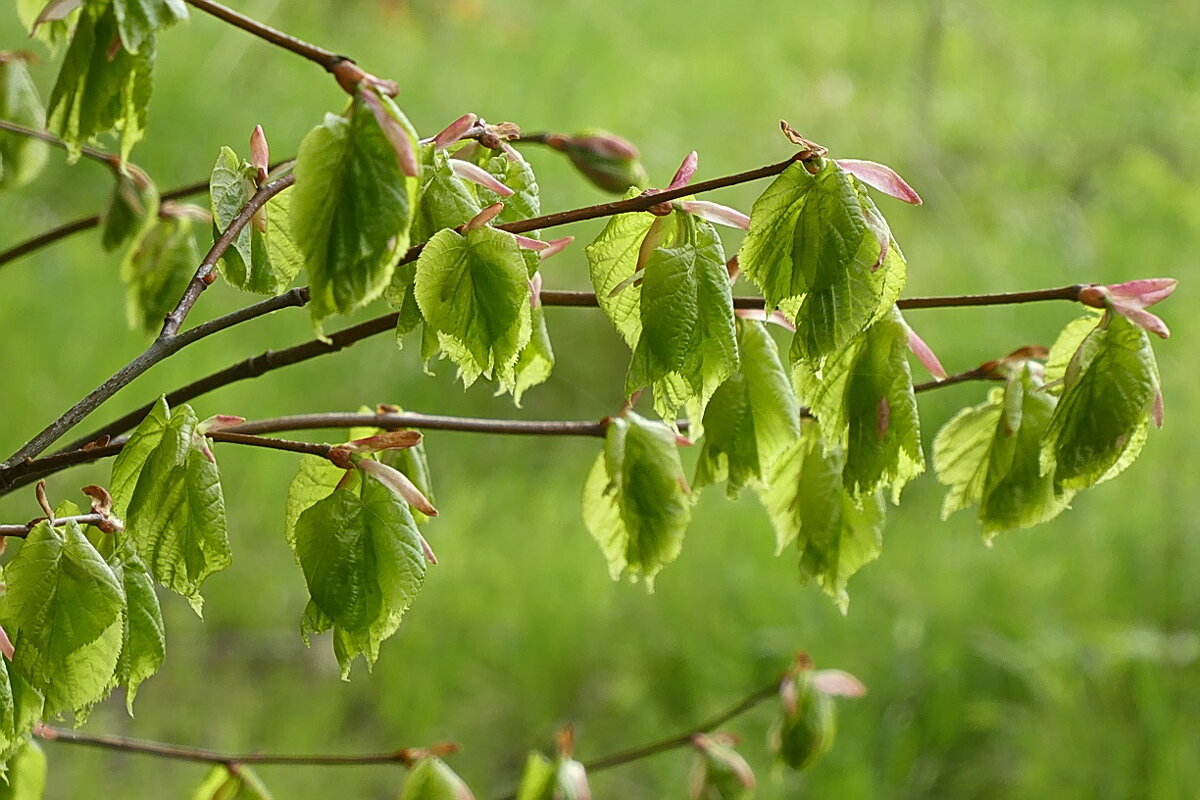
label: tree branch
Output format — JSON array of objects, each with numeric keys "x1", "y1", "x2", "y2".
[
  {"x1": 0, "y1": 513, "x2": 111, "y2": 539},
  {"x1": 183, "y1": 0, "x2": 345, "y2": 71},
  {"x1": 0, "y1": 119, "x2": 118, "y2": 170},
  {"x1": 35, "y1": 725, "x2": 440, "y2": 768},
  {"x1": 491, "y1": 678, "x2": 780, "y2": 800}
]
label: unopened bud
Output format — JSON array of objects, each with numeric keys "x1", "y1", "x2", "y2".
[
  {"x1": 401, "y1": 757, "x2": 474, "y2": 800},
  {"x1": 464, "y1": 202, "x2": 505, "y2": 231},
  {"x1": 690, "y1": 733, "x2": 755, "y2": 800},
  {"x1": 358, "y1": 458, "x2": 439, "y2": 517},
  {"x1": 431, "y1": 113, "x2": 478, "y2": 151},
  {"x1": 250, "y1": 125, "x2": 270, "y2": 185},
  {"x1": 547, "y1": 130, "x2": 648, "y2": 194}
]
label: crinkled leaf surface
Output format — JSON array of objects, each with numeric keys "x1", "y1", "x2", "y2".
[
  {"x1": 581, "y1": 413, "x2": 691, "y2": 589},
  {"x1": 47, "y1": 4, "x2": 154, "y2": 162},
  {"x1": 757, "y1": 425, "x2": 884, "y2": 611},
  {"x1": 3, "y1": 504, "x2": 124, "y2": 718},
  {"x1": 294, "y1": 98, "x2": 418, "y2": 330},
  {"x1": 933, "y1": 367, "x2": 1072, "y2": 536},
  {"x1": 694, "y1": 319, "x2": 801, "y2": 497},
  {"x1": 414, "y1": 225, "x2": 532, "y2": 390},
  {"x1": 108, "y1": 551, "x2": 165, "y2": 712},
  {"x1": 110, "y1": 400, "x2": 231, "y2": 612},
  {"x1": 584, "y1": 190, "x2": 654, "y2": 347},
  {"x1": 1041, "y1": 312, "x2": 1160, "y2": 490},
  {"x1": 293, "y1": 473, "x2": 427, "y2": 677},
  {"x1": 626, "y1": 212, "x2": 739, "y2": 421}
]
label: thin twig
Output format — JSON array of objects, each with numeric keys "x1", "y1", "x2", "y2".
[
  {"x1": 225, "y1": 412, "x2": 610, "y2": 438},
  {"x1": 491, "y1": 678, "x2": 781, "y2": 800},
  {"x1": 208, "y1": 431, "x2": 333, "y2": 459},
  {"x1": 36, "y1": 725, "x2": 432, "y2": 768},
  {"x1": 0, "y1": 119, "x2": 117, "y2": 169},
  {"x1": 0, "y1": 513, "x2": 110, "y2": 539},
  {"x1": 184, "y1": 0, "x2": 345, "y2": 71}
]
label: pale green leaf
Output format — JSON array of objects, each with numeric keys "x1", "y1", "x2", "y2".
[
  {"x1": 0, "y1": 650, "x2": 44, "y2": 761},
  {"x1": 757, "y1": 425, "x2": 884, "y2": 611},
  {"x1": 409, "y1": 148, "x2": 480, "y2": 244},
  {"x1": 1041, "y1": 312, "x2": 1160, "y2": 490},
  {"x1": 17, "y1": 0, "x2": 76, "y2": 50},
  {"x1": 414, "y1": 226, "x2": 532, "y2": 390},
  {"x1": 47, "y1": 4, "x2": 154, "y2": 163},
  {"x1": 294, "y1": 98, "x2": 418, "y2": 330},
  {"x1": 293, "y1": 473, "x2": 427, "y2": 677},
  {"x1": 933, "y1": 367, "x2": 1073, "y2": 535},
  {"x1": 0, "y1": 57, "x2": 48, "y2": 189},
  {"x1": 694, "y1": 319, "x2": 802, "y2": 497},
  {"x1": 512, "y1": 300, "x2": 555, "y2": 406},
  {"x1": 109, "y1": 551, "x2": 165, "y2": 713},
  {"x1": 189, "y1": 764, "x2": 273, "y2": 800},
  {"x1": 798, "y1": 307, "x2": 924, "y2": 500},
  {"x1": 581, "y1": 413, "x2": 691, "y2": 589},
  {"x1": 112, "y1": 0, "x2": 187, "y2": 54},
  {"x1": 209, "y1": 147, "x2": 301, "y2": 294},
  {"x1": 584, "y1": 190, "x2": 654, "y2": 347},
  {"x1": 119, "y1": 214, "x2": 200, "y2": 333},
  {"x1": 1044, "y1": 312, "x2": 1104, "y2": 389},
  {"x1": 3, "y1": 504, "x2": 124, "y2": 718},
  {"x1": 100, "y1": 171, "x2": 159, "y2": 252},
  {"x1": 626, "y1": 212, "x2": 739, "y2": 421},
  {"x1": 400, "y1": 757, "x2": 473, "y2": 800},
  {"x1": 515, "y1": 752, "x2": 556, "y2": 800}
]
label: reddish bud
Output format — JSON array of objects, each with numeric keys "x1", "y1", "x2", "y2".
[
  {"x1": 359, "y1": 459, "x2": 439, "y2": 517},
  {"x1": 678, "y1": 200, "x2": 750, "y2": 230},
  {"x1": 811, "y1": 669, "x2": 867, "y2": 698},
  {"x1": 449, "y1": 158, "x2": 514, "y2": 196},
  {"x1": 0, "y1": 625, "x2": 12, "y2": 661},
  {"x1": 464, "y1": 202, "x2": 505, "y2": 231},
  {"x1": 901, "y1": 319, "x2": 948, "y2": 380},
  {"x1": 432, "y1": 113, "x2": 478, "y2": 151},
  {"x1": 538, "y1": 236, "x2": 573, "y2": 261},
  {"x1": 361, "y1": 89, "x2": 419, "y2": 178},
  {"x1": 1079, "y1": 278, "x2": 1177, "y2": 339},
  {"x1": 250, "y1": 125, "x2": 270, "y2": 185},
  {"x1": 734, "y1": 308, "x2": 796, "y2": 332},
  {"x1": 667, "y1": 150, "x2": 699, "y2": 191},
  {"x1": 32, "y1": 0, "x2": 81, "y2": 30},
  {"x1": 836, "y1": 159, "x2": 922, "y2": 205},
  {"x1": 548, "y1": 130, "x2": 648, "y2": 194},
  {"x1": 529, "y1": 271, "x2": 543, "y2": 309},
  {"x1": 512, "y1": 234, "x2": 548, "y2": 251}
]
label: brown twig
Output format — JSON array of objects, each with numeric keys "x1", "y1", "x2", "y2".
[
  {"x1": 0, "y1": 513, "x2": 112, "y2": 539},
  {"x1": 36, "y1": 725, "x2": 436, "y2": 768},
  {"x1": 0, "y1": 119, "x2": 118, "y2": 169},
  {"x1": 183, "y1": 0, "x2": 345, "y2": 71},
  {"x1": 491, "y1": 678, "x2": 781, "y2": 800}
]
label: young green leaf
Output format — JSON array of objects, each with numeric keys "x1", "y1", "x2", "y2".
[
  {"x1": 208, "y1": 146, "x2": 301, "y2": 294},
  {"x1": 512, "y1": 296, "x2": 555, "y2": 406},
  {"x1": 625, "y1": 211, "x2": 739, "y2": 421},
  {"x1": 770, "y1": 670, "x2": 836, "y2": 771},
  {"x1": 694, "y1": 318, "x2": 802, "y2": 498},
  {"x1": 1041, "y1": 312, "x2": 1161, "y2": 490},
  {"x1": 514, "y1": 752, "x2": 556, "y2": 800},
  {"x1": 293, "y1": 473, "x2": 427, "y2": 677},
  {"x1": 400, "y1": 757, "x2": 474, "y2": 800},
  {"x1": 111, "y1": 0, "x2": 188, "y2": 55},
  {"x1": 581, "y1": 413, "x2": 692, "y2": 589},
  {"x1": 17, "y1": 0, "x2": 78, "y2": 50},
  {"x1": 798, "y1": 307, "x2": 924, "y2": 499},
  {"x1": 0, "y1": 659, "x2": 44, "y2": 766},
  {"x1": 110, "y1": 400, "x2": 232, "y2": 613},
  {"x1": 294, "y1": 96, "x2": 418, "y2": 331},
  {"x1": 690, "y1": 734, "x2": 755, "y2": 800},
  {"x1": 757, "y1": 424, "x2": 885, "y2": 611},
  {"x1": 108, "y1": 550, "x2": 165, "y2": 713},
  {"x1": 410, "y1": 148, "x2": 482, "y2": 244},
  {"x1": 584, "y1": 190, "x2": 655, "y2": 347},
  {"x1": 0, "y1": 738, "x2": 46, "y2": 800},
  {"x1": 120, "y1": 214, "x2": 200, "y2": 332},
  {"x1": 739, "y1": 160, "x2": 906, "y2": 363},
  {"x1": 189, "y1": 764, "x2": 273, "y2": 800},
  {"x1": 413, "y1": 225, "x2": 532, "y2": 391},
  {"x1": 2, "y1": 503, "x2": 124, "y2": 718},
  {"x1": 101, "y1": 169, "x2": 160, "y2": 252},
  {"x1": 47, "y1": 4, "x2": 154, "y2": 163},
  {"x1": 0, "y1": 55, "x2": 49, "y2": 189},
  {"x1": 933, "y1": 366, "x2": 1073, "y2": 536}
]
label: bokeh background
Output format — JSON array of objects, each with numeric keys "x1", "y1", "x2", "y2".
[{"x1": 2, "y1": 0, "x2": 1199, "y2": 797}]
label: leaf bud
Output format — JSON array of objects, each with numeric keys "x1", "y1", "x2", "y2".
[{"x1": 545, "y1": 130, "x2": 649, "y2": 194}]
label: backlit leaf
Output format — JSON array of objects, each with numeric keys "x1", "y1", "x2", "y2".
[
  {"x1": 119, "y1": 214, "x2": 200, "y2": 333},
  {"x1": 0, "y1": 55, "x2": 49, "y2": 189},
  {"x1": 584, "y1": 190, "x2": 655, "y2": 347}
]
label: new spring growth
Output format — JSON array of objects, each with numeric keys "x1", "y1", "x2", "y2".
[
  {"x1": 543, "y1": 130, "x2": 649, "y2": 194},
  {"x1": 250, "y1": 125, "x2": 270, "y2": 186},
  {"x1": 900, "y1": 317, "x2": 949, "y2": 380},
  {"x1": 1078, "y1": 278, "x2": 1178, "y2": 339},
  {"x1": 403, "y1": 756, "x2": 475, "y2": 800},
  {"x1": 31, "y1": 0, "x2": 80, "y2": 33},
  {"x1": 346, "y1": 432, "x2": 439, "y2": 519},
  {"x1": 771, "y1": 655, "x2": 866, "y2": 771},
  {"x1": 360, "y1": 87, "x2": 419, "y2": 177},
  {"x1": 430, "y1": 113, "x2": 478, "y2": 150},
  {"x1": 555, "y1": 726, "x2": 592, "y2": 800},
  {"x1": 689, "y1": 733, "x2": 755, "y2": 800},
  {"x1": 194, "y1": 414, "x2": 246, "y2": 463}
]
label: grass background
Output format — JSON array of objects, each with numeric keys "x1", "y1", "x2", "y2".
[{"x1": 1, "y1": 0, "x2": 1198, "y2": 797}]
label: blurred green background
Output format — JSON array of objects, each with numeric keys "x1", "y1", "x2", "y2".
[{"x1": 2, "y1": 0, "x2": 1199, "y2": 797}]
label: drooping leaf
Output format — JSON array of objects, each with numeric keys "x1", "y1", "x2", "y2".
[
  {"x1": 0, "y1": 659, "x2": 44, "y2": 765},
  {"x1": 119, "y1": 214, "x2": 199, "y2": 333},
  {"x1": 111, "y1": 0, "x2": 187, "y2": 54},
  {"x1": 46, "y1": 3, "x2": 154, "y2": 163},
  {"x1": 933, "y1": 366, "x2": 1072, "y2": 536},
  {"x1": 625, "y1": 211, "x2": 739, "y2": 421},
  {"x1": 0, "y1": 738, "x2": 46, "y2": 800},
  {"x1": 100, "y1": 169, "x2": 159, "y2": 252},
  {"x1": 797, "y1": 307, "x2": 924, "y2": 499},
  {"x1": 110, "y1": 399, "x2": 232, "y2": 613},
  {"x1": 2, "y1": 503, "x2": 124, "y2": 718},
  {"x1": 1041, "y1": 311, "x2": 1161, "y2": 490},
  {"x1": 413, "y1": 225, "x2": 532, "y2": 391},
  {"x1": 757, "y1": 424, "x2": 885, "y2": 611},
  {"x1": 695, "y1": 319, "x2": 801, "y2": 497},
  {"x1": 581, "y1": 413, "x2": 692, "y2": 589},
  {"x1": 208, "y1": 146, "x2": 301, "y2": 294},
  {"x1": 108, "y1": 550, "x2": 165, "y2": 712},
  {"x1": 293, "y1": 96, "x2": 418, "y2": 331},
  {"x1": 738, "y1": 160, "x2": 906, "y2": 363},
  {"x1": 584, "y1": 190, "x2": 655, "y2": 347},
  {"x1": 0, "y1": 55, "x2": 49, "y2": 189},
  {"x1": 17, "y1": 0, "x2": 79, "y2": 50},
  {"x1": 293, "y1": 473, "x2": 427, "y2": 677},
  {"x1": 189, "y1": 764, "x2": 273, "y2": 800},
  {"x1": 399, "y1": 757, "x2": 474, "y2": 800}
]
